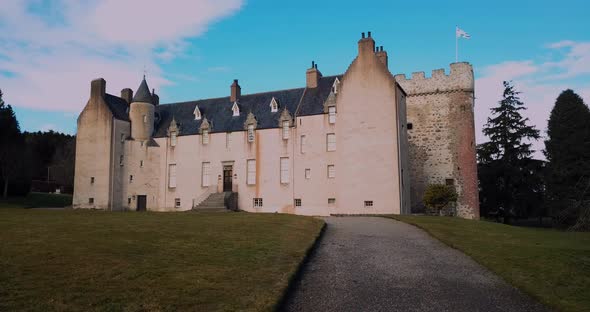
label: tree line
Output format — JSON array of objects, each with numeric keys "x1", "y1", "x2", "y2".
[
  {"x1": 0, "y1": 89, "x2": 75, "y2": 198},
  {"x1": 478, "y1": 81, "x2": 590, "y2": 230}
]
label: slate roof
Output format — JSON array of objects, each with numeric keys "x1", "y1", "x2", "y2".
[
  {"x1": 104, "y1": 93, "x2": 130, "y2": 121},
  {"x1": 297, "y1": 75, "x2": 342, "y2": 116},
  {"x1": 132, "y1": 77, "x2": 153, "y2": 104},
  {"x1": 154, "y1": 87, "x2": 305, "y2": 137},
  {"x1": 103, "y1": 75, "x2": 342, "y2": 137}
]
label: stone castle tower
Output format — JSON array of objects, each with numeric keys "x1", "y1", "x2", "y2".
[{"x1": 395, "y1": 64, "x2": 479, "y2": 219}]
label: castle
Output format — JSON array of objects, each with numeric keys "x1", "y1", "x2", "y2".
[{"x1": 73, "y1": 32, "x2": 479, "y2": 219}]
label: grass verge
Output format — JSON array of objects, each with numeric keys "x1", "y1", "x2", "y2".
[
  {"x1": 0, "y1": 209, "x2": 324, "y2": 311},
  {"x1": 387, "y1": 215, "x2": 590, "y2": 312},
  {"x1": 0, "y1": 192, "x2": 73, "y2": 208}
]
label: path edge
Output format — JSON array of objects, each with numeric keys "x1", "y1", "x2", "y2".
[
  {"x1": 273, "y1": 220, "x2": 327, "y2": 311},
  {"x1": 382, "y1": 216, "x2": 554, "y2": 312}
]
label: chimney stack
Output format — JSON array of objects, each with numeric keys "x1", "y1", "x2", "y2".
[
  {"x1": 91, "y1": 78, "x2": 106, "y2": 99},
  {"x1": 121, "y1": 88, "x2": 133, "y2": 104},
  {"x1": 231, "y1": 79, "x2": 241, "y2": 102},
  {"x1": 358, "y1": 31, "x2": 375, "y2": 57},
  {"x1": 376, "y1": 45, "x2": 388, "y2": 68},
  {"x1": 306, "y1": 61, "x2": 322, "y2": 88},
  {"x1": 151, "y1": 88, "x2": 159, "y2": 105}
]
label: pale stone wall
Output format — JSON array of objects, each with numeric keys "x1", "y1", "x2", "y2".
[
  {"x1": 292, "y1": 114, "x2": 336, "y2": 216},
  {"x1": 332, "y1": 37, "x2": 409, "y2": 215},
  {"x1": 395, "y1": 62, "x2": 479, "y2": 219},
  {"x1": 110, "y1": 119, "x2": 131, "y2": 211},
  {"x1": 122, "y1": 140, "x2": 161, "y2": 211},
  {"x1": 151, "y1": 128, "x2": 294, "y2": 213},
  {"x1": 73, "y1": 81, "x2": 114, "y2": 210}
]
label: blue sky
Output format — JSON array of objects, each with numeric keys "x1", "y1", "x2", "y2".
[{"x1": 1, "y1": 0, "x2": 589, "y2": 158}]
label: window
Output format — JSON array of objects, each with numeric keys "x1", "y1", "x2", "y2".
[
  {"x1": 294, "y1": 199, "x2": 302, "y2": 207},
  {"x1": 120, "y1": 133, "x2": 125, "y2": 143},
  {"x1": 128, "y1": 197, "x2": 131, "y2": 205},
  {"x1": 327, "y1": 165, "x2": 335, "y2": 178},
  {"x1": 89, "y1": 198, "x2": 94, "y2": 204},
  {"x1": 140, "y1": 160, "x2": 143, "y2": 168},
  {"x1": 119, "y1": 155, "x2": 124, "y2": 166},
  {"x1": 253, "y1": 198, "x2": 263, "y2": 207},
  {"x1": 270, "y1": 97, "x2": 278, "y2": 112},
  {"x1": 140, "y1": 141, "x2": 144, "y2": 147},
  {"x1": 226, "y1": 132, "x2": 231, "y2": 149},
  {"x1": 247, "y1": 124, "x2": 255, "y2": 143},
  {"x1": 90, "y1": 177, "x2": 95, "y2": 184},
  {"x1": 407, "y1": 123, "x2": 413, "y2": 130},
  {"x1": 247, "y1": 159, "x2": 256, "y2": 185},
  {"x1": 170, "y1": 131, "x2": 177, "y2": 147},
  {"x1": 232, "y1": 102, "x2": 240, "y2": 116},
  {"x1": 300, "y1": 135, "x2": 307, "y2": 154},
  {"x1": 202, "y1": 162, "x2": 210, "y2": 187},
  {"x1": 305, "y1": 168, "x2": 311, "y2": 179},
  {"x1": 328, "y1": 198, "x2": 336, "y2": 204},
  {"x1": 327, "y1": 133, "x2": 336, "y2": 151},
  {"x1": 129, "y1": 175, "x2": 133, "y2": 183},
  {"x1": 194, "y1": 106, "x2": 201, "y2": 120},
  {"x1": 175, "y1": 198, "x2": 181, "y2": 208},
  {"x1": 202, "y1": 130, "x2": 209, "y2": 145},
  {"x1": 282, "y1": 121, "x2": 290, "y2": 140},
  {"x1": 168, "y1": 164, "x2": 177, "y2": 188},
  {"x1": 280, "y1": 157, "x2": 290, "y2": 184},
  {"x1": 445, "y1": 178, "x2": 455, "y2": 186},
  {"x1": 143, "y1": 115, "x2": 147, "y2": 123},
  {"x1": 364, "y1": 201, "x2": 374, "y2": 208},
  {"x1": 328, "y1": 106, "x2": 336, "y2": 124}
]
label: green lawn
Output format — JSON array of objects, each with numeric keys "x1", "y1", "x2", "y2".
[
  {"x1": 388, "y1": 215, "x2": 590, "y2": 312},
  {"x1": 0, "y1": 192, "x2": 73, "y2": 208},
  {"x1": 0, "y1": 209, "x2": 324, "y2": 311}
]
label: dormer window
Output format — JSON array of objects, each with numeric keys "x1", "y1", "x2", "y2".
[
  {"x1": 202, "y1": 129, "x2": 210, "y2": 145},
  {"x1": 232, "y1": 102, "x2": 240, "y2": 117},
  {"x1": 247, "y1": 124, "x2": 255, "y2": 143},
  {"x1": 194, "y1": 106, "x2": 201, "y2": 120},
  {"x1": 332, "y1": 78, "x2": 340, "y2": 94},
  {"x1": 270, "y1": 97, "x2": 279, "y2": 113},
  {"x1": 282, "y1": 120, "x2": 290, "y2": 140},
  {"x1": 170, "y1": 131, "x2": 177, "y2": 147}
]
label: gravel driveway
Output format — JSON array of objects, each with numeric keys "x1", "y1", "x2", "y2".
[{"x1": 281, "y1": 217, "x2": 550, "y2": 312}]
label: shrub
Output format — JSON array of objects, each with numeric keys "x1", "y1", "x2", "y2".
[{"x1": 423, "y1": 184, "x2": 458, "y2": 215}]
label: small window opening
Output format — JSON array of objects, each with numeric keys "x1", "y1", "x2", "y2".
[
  {"x1": 128, "y1": 197, "x2": 131, "y2": 205},
  {"x1": 364, "y1": 201, "x2": 374, "y2": 208},
  {"x1": 445, "y1": 178, "x2": 455, "y2": 186},
  {"x1": 140, "y1": 160, "x2": 143, "y2": 168},
  {"x1": 89, "y1": 198, "x2": 94, "y2": 204},
  {"x1": 407, "y1": 123, "x2": 413, "y2": 130},
  {"x1": 129, "y1": 175, "x2": 133, "y2": 183},
  {"x1": 294, "y1": 199, "x2": 302, "y2": 207},
  {"x1": 175, "y1": 198, "x2": 181, "y2": 208},
  {"x1": 90, "y1": 177, "x2": 95, "y2": 184},
  {"x1": 328, "y1": 198, "x2": 336, "y2": 204},
  {"x1": 253, "y1": 198, "x2": 263, "y2": 207}
]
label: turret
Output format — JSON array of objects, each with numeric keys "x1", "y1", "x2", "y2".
[{"x1": 129, "y1": 76, "x2": 155, "y2": 141}]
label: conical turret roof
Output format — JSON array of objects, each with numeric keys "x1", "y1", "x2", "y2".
[{"x1": 132, "y1": 76, "x2": 153, "y2": 104}]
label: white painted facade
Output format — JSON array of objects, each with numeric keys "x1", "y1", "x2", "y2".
[{"x1": 73, "y1": 33, "x2": 478, "y2": 218}]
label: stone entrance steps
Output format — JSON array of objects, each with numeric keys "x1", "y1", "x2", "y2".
[{"x1": 193, "y1": 192, "x2": 229, "y2": 212}]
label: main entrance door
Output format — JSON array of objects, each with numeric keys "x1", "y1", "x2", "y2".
[
  {"x1": 223, "y1": 166, "x2": 233, "y2": 192},
  {"x1": 136, "y1": 195, "x2": 147, "y2": 211}
]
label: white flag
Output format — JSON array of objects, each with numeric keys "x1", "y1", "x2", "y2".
[{"x1": 456, "y1": 26, "x2": 471, "y2": 39}]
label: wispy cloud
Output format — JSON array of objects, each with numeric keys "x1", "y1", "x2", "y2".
[
  {"x1": 0, "y1": 0, "x2": 243, "y2": 112},
  {"x1": 475, "y1": 40, "x2": 590, "y2": 159}
]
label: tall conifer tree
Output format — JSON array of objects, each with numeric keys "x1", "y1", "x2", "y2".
[
  {"x1": 545, "y1": 89, "x2": 590, "y2": 227},
  {"x1": 477, "y1": 81, "x2": 540, "y2": 221}
]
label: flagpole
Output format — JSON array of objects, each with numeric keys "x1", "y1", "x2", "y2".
[{"x1": 455, "y1": 26, "x2": 458, "y2": 63}]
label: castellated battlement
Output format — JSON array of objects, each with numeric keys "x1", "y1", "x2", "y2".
[{"x1": 395, "y1": 62, "x2": 474, "y2": 96}]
